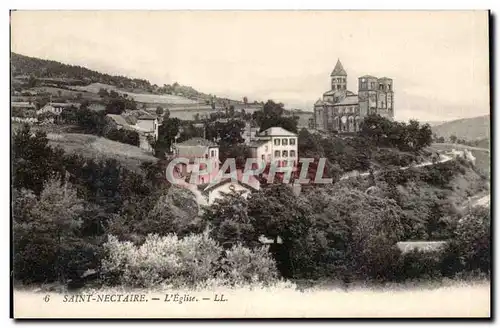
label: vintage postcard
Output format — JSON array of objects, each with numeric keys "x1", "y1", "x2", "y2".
[{"x1": 10, "y1": 10, "x2": 491, "y2": 319}]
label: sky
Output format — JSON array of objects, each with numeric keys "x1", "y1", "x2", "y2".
[{"x1": 10, "y1": 10, "x2": 490, "y2": 122}]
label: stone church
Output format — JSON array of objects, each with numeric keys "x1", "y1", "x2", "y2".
[{"x1": 313, "y1": 59, "x2": 394, "y2": 133}]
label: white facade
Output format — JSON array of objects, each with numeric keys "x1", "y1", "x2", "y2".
[
  {"x1": 136, "y1": 118, "x2": 159, "y2": 141},
  {"x1": 251, "y1": 127, "x2": 298, "y2": 165}
]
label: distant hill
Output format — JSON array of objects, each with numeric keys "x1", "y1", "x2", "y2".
[
  {"x1": 432, "y1": 115, "x2": 490, "y2": 141},
  {"x1": 11, "y1": 52, "x2": 152, "y2": 90},
  {"x1": 10, "y1": 52, "x2": 212, "y2": 102}
]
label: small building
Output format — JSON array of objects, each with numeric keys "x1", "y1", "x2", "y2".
[
  {"x1": 200, "y1": 175, "x2": 260, "y2": 206},
  {"x1": 172, "y1": 137, "x2": 220, "y2": 185},
  {"x1": 37, "y1": 102, "x2": 80, "y2": 116}
]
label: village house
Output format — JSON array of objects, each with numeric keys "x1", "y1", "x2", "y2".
[
  {"x1": 37, "y1": 102, "x2": 80, "y2": 115},
  {"x1": 313, "y1": 59, "x2": 394, "y2": 133},
  {"x1": 105, "y1": 111, "x2": 159, "y2": 153},
  {"x1": 172, "y1": 137, "x2": 220, "y2": 185},
  {"x1": 248, "y1": 127, "x2": 298, "y2": 166},
  {"x1": 199, "y1": 171, "x2": 261, "y2": 206}
]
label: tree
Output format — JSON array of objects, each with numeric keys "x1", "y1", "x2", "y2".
[
  {"x1": 105, "y1": 99, "x2": 126, "y2": 115},
  {"x1": 202, "y1": 190, "x2": 258, "y2": 249},
  {"x1": 13, "y1": 176, "x2": 85, "y2": 283},
  {"x1": 451, "y1": 206, "x2": 490, "y2": 273},
  {"x1": 154, "y1": 117, "x2": 181, "y2": 157},
  {"x1": 450, "y1": 135, "x2": 458, "y2": 144},
  {"x1": 98, "y1": 88, "x2": 109, "y2": 98},
  {"x1": 253, "y1": 100, "x2": 298, "y2": 133},
  {"x1": 163, "y1": 108, "x2": 170, "y2": 120},
  {"x1": 243, "y1": 96, "x2": 248, "y2": 105},
  {"x1": 156, "y1": 106, "x2": 164, "y2": 116}
]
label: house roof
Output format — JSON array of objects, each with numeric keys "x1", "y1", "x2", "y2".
[
  {"x1": 258, "y1": 127, "x2": 297, "y2": 137},
  {"x1": 176, "y1": 137, "x2": 218, "y2": 147},
  {"x1": 106, "y1": 114, "x2": 130, "y2": 127},
  {"x1": 333, "y1": 95, "x2": 359, "y2": 106},
  {"x1": 359, "y1": 75, "x2": 378, "y2": 79},
  {"x1": 202, "y1": 172, "x2": 261, "y2": 194},
  {"x1": 396, "y1": 241, "x2": 447, "y2": 254},
  {"x1": 136, "y1": 110, "x2": 158, "y2": 120},
  {"x1": 378, "y1": 77, "x2": 393, "y2": 81},
  {"x1": 330, "y1": 59, "x2": 347, "y2": 76}
]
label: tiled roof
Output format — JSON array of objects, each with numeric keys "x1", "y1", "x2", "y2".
[
  {"x1": 330, "y1": 59, "x2": 347, "y2": 76},
  {"x1": 259, "y1": 127, "x2": 297, "y2": 137},
  {"x1": 202, "y1": 171, "x2": 260, "y2": 193},
  {"x1": 359, "y1": 75, "x2": 378, "y2": 79},
  {"x1": 106, "y1": 114, "x2": 130, "y2": 127},
  {"x1": 176, "y1": 137, "x2": 218, "y2": 147}
]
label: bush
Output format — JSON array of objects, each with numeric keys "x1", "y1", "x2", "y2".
[
  {"x1": 101, "y1": 231, "x2": 280, "y2": 288},
  {"x1": 221, "y1": 244, "x2": 279, "y2": 285},
  {"x1": 101, "y1": 231, "x2": 222, "y2": 288},
  {"x1": 106, "y1": 128, "x2": 140, "y2": 147},
  {"x1": 398, "y1": 250, "x2": 442, "y2": 281}
]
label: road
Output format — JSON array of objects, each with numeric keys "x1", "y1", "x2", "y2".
[
  {"x1": 432, "y1": 143, "x2": 490, "y2": 153},
  {"x1": 339, "y1": 154, "x2": 453, "y2": 181}
]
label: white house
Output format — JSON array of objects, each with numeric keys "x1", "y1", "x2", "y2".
[
  {"x1": 248, "y1": 127, "x2": 298, "y2": 166},
  {"x1": 105, "y1": 112, "x2": 159, "y2": 153},
  {"x1": 136, "y1": 113, "x2": 159, "y2": 141}
]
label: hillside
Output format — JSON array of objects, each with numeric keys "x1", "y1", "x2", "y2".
[
  {"x1": 10, "y1": 52, "x2": 211, "y2": 103},
  {"x1": 11, "y1": 52, "x2": 151, "y2": 90},
  {"x1": 46, "y1": 132, "x2": 158, "y2": 173},
  {"x1": 432, "y1": 115, "x2": 490, "y2": 141}
]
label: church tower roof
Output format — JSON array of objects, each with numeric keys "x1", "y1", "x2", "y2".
[{"x1": 330, "y1": 59, "x2": 347, "y2": 77}]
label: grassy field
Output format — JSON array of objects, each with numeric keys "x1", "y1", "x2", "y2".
[
  {"x1": 13, "y1": 280, "x2": 490, "y2": 318},
  {"x1": 45, "y1": 132, "x2": 157, "y2": 172},
  {"x1": 73, "y1": 83, "x2": 199, "y2": 105}
]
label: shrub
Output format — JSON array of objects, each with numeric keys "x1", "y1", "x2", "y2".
[
  {"x1": 101, "y1": 231, "x2": 222, "y2": 288},
  {"x1": 221, "y1": 244, "x2": 279, "y2": 285},
  {"x1": 399, "y1": 250, "x2": 442, "y2": 281}
]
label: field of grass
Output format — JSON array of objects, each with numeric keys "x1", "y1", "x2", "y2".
[
  {"x1": 13, "y1": 279, "x2": 490, "y2": 318},
  {"x1": 73, "y1": 83, "x2": 199, "y2": 105},
  {"x1": 45, "y1": 132, "x2": 157, "y2": 172}
]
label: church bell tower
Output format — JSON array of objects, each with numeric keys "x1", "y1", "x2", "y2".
[{"x1": 330, "y1": 59, "x2": 347, "y2": 91}]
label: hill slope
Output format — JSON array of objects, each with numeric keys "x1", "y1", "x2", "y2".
[
  {"x1": 432, "y1": 115, "x2": 490, "y2": 141},
  {"x1": 11, "y1": 52, "x2": 152, "y2": 90}
]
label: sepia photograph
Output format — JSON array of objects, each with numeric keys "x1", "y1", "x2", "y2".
[{"x1": 9, "y1": 9, "x2": 491, "y2": 319}]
